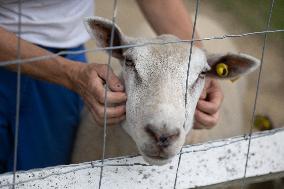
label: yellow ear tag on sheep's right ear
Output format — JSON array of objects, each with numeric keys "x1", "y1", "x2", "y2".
[{"x1": 216, "y1": 63, "x2": 229, "y2": 78}]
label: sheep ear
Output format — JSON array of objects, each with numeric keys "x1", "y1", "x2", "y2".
[
  {"x1": 205, "y1": 53, "x2": 260, "y2": 79},
  {"x1": 84, "y1": 16, "x2": 127, "y2": 59}
]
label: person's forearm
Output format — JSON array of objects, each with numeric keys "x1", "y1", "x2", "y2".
[
  {"x1": 0, "y1": 27, "x2": 81, "y2": 91},
  {"x1": 137, "y1": 0, "x2": 202, "y2": 47}
]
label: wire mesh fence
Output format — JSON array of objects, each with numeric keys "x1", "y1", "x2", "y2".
[
  {"x1": 0, "y1": 128, "x2": 283, "y2": 188},
  {"x1": 0, "y1": 0, "x2": 283, "y2": 188}
]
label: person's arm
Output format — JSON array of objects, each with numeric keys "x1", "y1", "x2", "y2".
[
  {"x1": 0, "y1": 27, "x2": 126, "y2": 126},
  {"x1": 136, "y1": 0, "x2": 202, "y2": 47},
  {"x1": 137, "y1": 0, "x2": 223, "y2": 129},
  {"x1": 0, "y1": 27, "x2": 79, "y2": 90}
]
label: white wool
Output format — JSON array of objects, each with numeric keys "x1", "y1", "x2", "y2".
[
  {"x1": 73, "y1": 18, "x2": 260, "y2": 165},
  {"x1": 120, "y1": 36, "x2": 209, "y2": 164}
]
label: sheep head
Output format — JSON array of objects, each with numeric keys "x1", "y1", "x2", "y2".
[{"x1": 85, "y1": 17, "x2": 260, "y2": 165}]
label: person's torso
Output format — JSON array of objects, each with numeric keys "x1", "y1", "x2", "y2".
[{"x1": 0, "y1": 0, "x2": 94, "y2": 48}]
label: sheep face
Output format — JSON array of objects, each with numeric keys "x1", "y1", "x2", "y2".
[
  {"x1": 121, "y1": 37, "x2": 208, "y2": 165},
  {"x1": 85, "y1": 17, "x2": 260, "y2": 165}
]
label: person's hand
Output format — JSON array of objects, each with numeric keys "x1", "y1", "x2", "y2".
[
  {"x1": 194, "y1": 78, "x2": 223, "y2": 129},
  {"x1": 70, "y1": 63, "x2": 127, "y2": 127}
]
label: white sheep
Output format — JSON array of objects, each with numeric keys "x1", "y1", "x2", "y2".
[{"x1": 72, "y1": 16, "x2": 260, "y2": 166}]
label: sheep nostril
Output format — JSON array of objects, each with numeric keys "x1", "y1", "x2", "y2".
[
  {"x1": 145, "y1": 124, "x2": 180, "y2": 148},
  {"x1": 159, "y1": 136, "x2": 168, "y2": 143},
  {"x1": 157, "y1": 136, "x2": 170, "y2": 148},
  {"x1": 145, "y1": 124, "x2": 159, "y2": 141}
]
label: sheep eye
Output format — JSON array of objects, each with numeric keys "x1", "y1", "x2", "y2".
[
  {"x1": 199, "y1": 71, "x2": 206, "y2": 79},
  {"x1": 199, "y1": 66, "x2": 210, "y2": 78},
  {"x1": 125, "y1": 58, "x2": 135, "y2": 67}
]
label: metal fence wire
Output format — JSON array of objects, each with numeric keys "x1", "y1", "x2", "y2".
[{"x1": 0, "y1": 0, "x2": 283, "y2": 188}]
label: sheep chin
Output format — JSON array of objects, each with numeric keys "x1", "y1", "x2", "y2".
[{"x1": 141, "y1": 154, "x2": 173, "y2": 166}]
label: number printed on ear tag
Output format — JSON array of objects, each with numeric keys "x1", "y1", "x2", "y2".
[{"x1": 216, "y1": 63, "x2": 229, "y2": 77}]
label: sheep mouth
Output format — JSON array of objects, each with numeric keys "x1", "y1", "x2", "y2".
[
  {"x1": 139, "y1": 148, "x2": 175, "y2": 165},
  {"x1": 143, "y1": 152, "x2": 174, "y2": 160},
  {"x1": 141, "y1": 150, "x2": 175, "y2": 161},
  {"x1": 142, "y1": 154, "x2": 173, "y2": 166},
  {"x1": 146, "y1": 155, "x2": 169, "y2": 160}
]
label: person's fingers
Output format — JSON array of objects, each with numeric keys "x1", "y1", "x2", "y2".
[
  {"x1": 195, "y1": 110, "x2": 219, "y2": 128},
  {"x1": 208, "y1": 88, "x2": 224, "y2": 105},
  {"x1": 197, "y1": 79, "x2": 223, "y2": 115},
  {"x1": 197, "y1": 98, "x2": 221, "y2": 115},
  {"x1": 95, "y1": 64, "x2": 124, "y2": 92},
  {"x1": 92, "y1": 100, "x2": 126, "y2": 119},
  {"x1": 84, "y1": 98, "x2": 126, "y2": 127},
  {"x1": 93, "y1": 113, "x2": 126, "y2": 127},
  {"x1": 208, "y1": 80, "x2": 223, "y2": 99},
  {"x1": 92, "y1": 77, "x2": 127, "y2": 104},
  {"x1": 199, "y1": 80, "x2": 210, "y2": 99}
]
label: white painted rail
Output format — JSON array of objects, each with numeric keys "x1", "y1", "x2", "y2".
[{"x1": 0, "y1": 128, "x2": 283, "y2": 189}]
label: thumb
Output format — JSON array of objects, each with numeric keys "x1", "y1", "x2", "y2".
[
  {"x1": 96, "y1": 64, "x2": 124, "y2": 92},
  {"x1": 107, "y1": 69, "x2": 124, "y2": 92},
  {"x1": 95, "y1": 64, "x2": 124, "y2": 92}
]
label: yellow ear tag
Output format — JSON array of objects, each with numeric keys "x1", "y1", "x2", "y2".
[
  {"x1": 254, "y1": 115, "x2": 273, "y2": 131},
  {"x1": 216, "y1": 63, "x2": 229, "y2": 77}
]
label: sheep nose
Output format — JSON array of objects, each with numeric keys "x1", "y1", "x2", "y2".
[{"x1": 145, "y1": 124, "x2": 180, "y2": 148}]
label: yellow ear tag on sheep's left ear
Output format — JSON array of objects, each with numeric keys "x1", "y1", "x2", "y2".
[{"x1": 216, "y1": 63, "x2": 229, "y2": 78}]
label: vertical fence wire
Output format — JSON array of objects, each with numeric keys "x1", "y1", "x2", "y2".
[
  {"x1": 241, "y1": 0, "x2": 275, "y2": 188},
  {"x1": 1, "y1": 0, "x2": 281, "y2": 188},
  {"x1": 12, "y1": 0, "x2": 22, "y2": 188},
  {"x1": 173, "y1": 0, "x2": 200, "y2": 188},
  {"x1": 98, "y1": 0, "x2": 118, "y2": 188}
]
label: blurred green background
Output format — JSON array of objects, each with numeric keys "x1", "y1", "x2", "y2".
[{"x1": 208, "y1": 0, "x2": 284, "y2": 49}]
